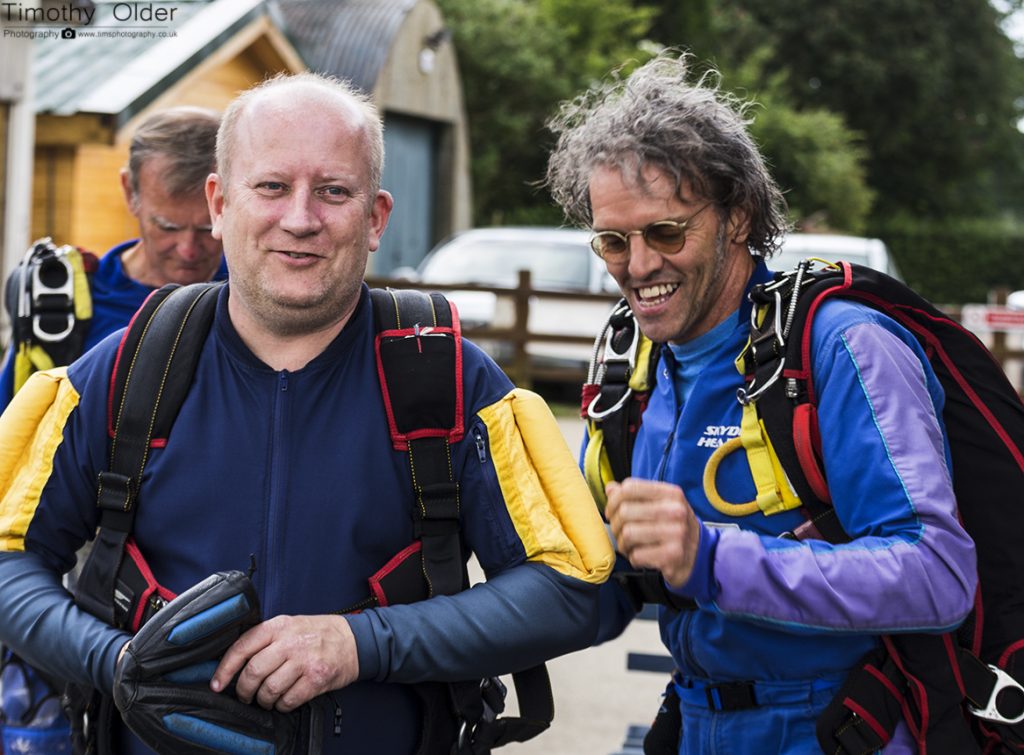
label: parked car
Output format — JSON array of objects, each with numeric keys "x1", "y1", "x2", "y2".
[
  {"x1": 405, "y1": 227, "x2": 621, "y2": 375},
  {"x1": 771, "y1": 233, "x2": 903, "y2": 280}
]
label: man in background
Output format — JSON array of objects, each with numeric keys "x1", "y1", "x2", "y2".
[{"x1": 0, "y1": 105, "x2": 226, "y2": 412}]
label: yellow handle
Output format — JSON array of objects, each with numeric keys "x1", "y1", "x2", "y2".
[{"x1": 702, "y1": 437, "x2": 761, "y2": 516}]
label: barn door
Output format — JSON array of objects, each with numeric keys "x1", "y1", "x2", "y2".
[{"x1": 376, "y1": 114, "x2": 439, "y2": 275}]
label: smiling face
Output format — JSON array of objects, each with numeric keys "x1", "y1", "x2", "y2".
[
  {"x1": 589, "y1": 163, "x2": 754, "y2": 344},
  {"x1": 206, "y1": 85, "x2": 392, "y2": 338}
]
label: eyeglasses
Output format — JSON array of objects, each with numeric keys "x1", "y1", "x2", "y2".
[
  {"x1": 589, "y1": 203, "x2": 713, "y2": 263},
  {"x1": 150, "y1": 215, "x2": 214, "y2": 234}
]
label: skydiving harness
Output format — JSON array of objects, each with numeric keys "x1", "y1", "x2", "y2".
[
  {"x1": 3, "y1": 237, "x2": 98, "y2": 395},
  {"x1": 67, "y1": 282, "x2": 553, "y2": 755},
  {"x1": 582, "y1": 259, "x2": 1024, "y2": 754}
]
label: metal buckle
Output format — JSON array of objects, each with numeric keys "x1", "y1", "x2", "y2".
[
  {"x1": 586, "y1": 303, "x2": 640, "y2": 420},
  {"x1": 736, "y1": 288, "x2": 785, "y2": 406},
  {"x1": 456, "y1": 677, "x2": 508, "y2": 750},
  {"x1": 968, "y1": 665, "x2": 1024, "y2": 725},
  {"x1": 30, "y1": 249, "x2": 76, "y2": 343},
  {"x1": 736, "y1": 258, "x2": 817, "y2": 407}
]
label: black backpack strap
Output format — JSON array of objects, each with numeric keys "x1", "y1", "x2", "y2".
[
  {"x1": 371, "y1": 287, "x2": 465, "y2": 597},
  {"x1": 75, "y1": 282, "x2": 222, "y2": 628},
  {"x1": 581, "y1": 300, "x2": 657, "y2": 482},
  {"x1": 740, "y1": 266, "x2": 851, "y2": 543},
  {"x1": 370, "y1": 287, "x2": 554, "y2": 753}
]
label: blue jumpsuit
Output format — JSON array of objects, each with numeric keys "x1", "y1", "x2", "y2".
[
  {"x1": 594, "y1": 260, "x2": 976, "y2": 753},
  {"x1": 0, "y1": 284, "x2": 614, "y2": 754}
]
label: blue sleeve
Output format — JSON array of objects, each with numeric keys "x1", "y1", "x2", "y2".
[
  {"x1": 347, "y1": 562, "x2": 599, "y2": 682},
  {"x1": 593, "y1": 555, "x2": 641, "y2": 645},
  {"x1": 0, "y1": 345, "x2": 15, "y2": 415},
  {"x1": 578, "y1": 434, "x2": 641, "y2": 646},
  {"x1": 667, "y1": 522, "x2": 719, "y2": 605},
  {"x1": 0, "y1": 550, "x2": 129, "y2": 691}
]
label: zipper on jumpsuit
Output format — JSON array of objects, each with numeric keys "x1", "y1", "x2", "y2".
[
  {"x1": 473, "y1": 428, "x2": 487, "y2": 463},
  {"x1": 263, "y1": 370, "x2": 290, "y2": 613}
]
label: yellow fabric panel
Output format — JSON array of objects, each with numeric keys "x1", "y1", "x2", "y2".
[
  {"x1": 627, "y1": 335, "x2": 655, "y2": 392},
  {"x1": 582, "y1": 423, "x2": 614, "y2": 514},
  {"x1": 14, "y1": 344, "x2": 57, "y2": 395},
  {"x1": 0, "y1": 368, "x2": 79, "y2": 550},
  {"x1": 69, "y1": 248, "x2": 93, "y2": 320},
  {"x1": 479, "y1": 389, "x2": 614, "y2": 584},
  {"x1": 702, "y1": 402, "x2": 801, "y2": 518}
]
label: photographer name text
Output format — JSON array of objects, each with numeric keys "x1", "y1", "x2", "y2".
[{"x1": 2, "y1": 2, "x2": 180, "y2": 25}]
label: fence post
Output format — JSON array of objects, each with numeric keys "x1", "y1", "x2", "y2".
[
  {"x1": 511, "y1": 269, "x2": 532, "y2": 389},
  {"x1": 989, "y1": 287, "x2": 1010, "y2": 367}
]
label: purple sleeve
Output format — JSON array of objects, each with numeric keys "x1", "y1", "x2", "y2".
[{"x1": 710, "y1": 315, "x2": 977, "y2": 633}]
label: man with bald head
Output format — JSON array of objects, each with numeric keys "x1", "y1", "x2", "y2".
[{"x1": 0, "y1": 73, "x2": 612, "y2": 753}]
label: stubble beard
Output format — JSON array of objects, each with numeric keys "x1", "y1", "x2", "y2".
[
  {"x1": 233, "y1": 270, "x2": 363, "y2": 338},
  {"x1": 647, "y1": 222, "x2": 731, "y2": 344}
]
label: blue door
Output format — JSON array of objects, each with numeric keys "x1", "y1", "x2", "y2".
[{"x1": 376, "y1": 114, "x2": 439, "y2": 275}]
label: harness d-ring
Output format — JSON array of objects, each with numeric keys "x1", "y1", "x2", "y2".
[{"x1": 702, "y1": 438, "x2": 761, "y2": 517}]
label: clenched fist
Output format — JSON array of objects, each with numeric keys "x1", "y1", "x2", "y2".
[{"x1": 605, "y1": 478, "x2": 701, "y2": 588}]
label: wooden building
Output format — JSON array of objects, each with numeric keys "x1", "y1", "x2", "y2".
[
  {"x1": 274, "y1": 0, "x2": 473, "y2": 274},
  {"x1": 0, "y1": 12, "x2": 35, "y2": 287},
  {"x1": 28, "y1": 0, "x2": 305, "y2": 264},
  {"x1": 16, "y1": 0, "x2": 471, "y2": 281}
]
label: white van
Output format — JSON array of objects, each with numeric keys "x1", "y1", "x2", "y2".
[{"x1": 772, "y1": 233, "x2": 903, "y2": 281}]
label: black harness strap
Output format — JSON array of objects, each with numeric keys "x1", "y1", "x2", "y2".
[
  {"x1": 743, "y1": 274, "x2": 850, "y2": 544},
  {"x1": 371, "y1": 288, "x2": 465, "y2": 598},
  {"x1": 65, "y1": 282, "x2": 220, "y2": 755},
  {"x1": 584, "y1": 304, "x2": 656, "y2": 483},
  {"x1": 409, "y1": 436, "x2": 464, "y2": 597},
  {"x1": 75, "y1": 282, "x2": 221, "y2": 629},
  {"x1": 370, "y1": 287, "x2": 553, "y2": 753}
]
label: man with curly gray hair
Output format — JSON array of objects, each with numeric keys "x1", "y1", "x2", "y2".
[{"x1": 548, "y1": 52, "x2": 973, "y2": 753}]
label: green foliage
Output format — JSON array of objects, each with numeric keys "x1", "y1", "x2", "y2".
[
  {"x1": 873, "y1": 216, "x2": 1024, "y2": 304},
  {"x1": 436, "y1": 0, "x2": 656, "y2": 226},
  {"x1": 701, "y1": 0, "x2": 1024, "y2": 298},
  {"x1": 753, "y1": 103, "x2": 874, "y2": 234},
  {"x1": 439, "y1": 0, "x2": 1024, "y2": 320},
  {"x1": 723, "y1": 51, "x2": 875, "y2": 233},
  {"x1": 721, "y1": 0, "x2": 1024, "y2": 221}
]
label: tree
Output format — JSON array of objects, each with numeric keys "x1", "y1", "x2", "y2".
[
  {"x1": 440, "y1": 0, "x2": 875, "y2": 232},
  {"x1": 725, "y1": 50, "x2": 876, "y2": 233},
  {"x1": 437, "y1": 0, "x2": 655, "y2": 226},
  {"x1": 719, "y1": 0, "x2": 1024, "y2": 221}
]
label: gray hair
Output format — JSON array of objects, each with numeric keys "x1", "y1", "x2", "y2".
[
  {"x1": 546, "y1": 52, "x2": 788, "y2": 256},
  {"x1": 126, "y1": 106, "x2": 221, "y2": 200},
  {"x1": 217, "y1": 71, "x2": 385, "y2": 196}
]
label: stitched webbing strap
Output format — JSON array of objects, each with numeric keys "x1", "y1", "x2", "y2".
[
  {"x1": 743, "y1": 275, "x2": 849, "y2": 544},
  {"x1": 409, "y1": 435, "x2": 464, "y2": 597},
  {"x1": 100, "y1": 283, "x2": 221, "y2": 519},
  {"x1": 75, "y1": 282, "x2": 221, "y2": 627},
  {"x1": 702, "y1": 401, "x2": 802, "y2": 518}
]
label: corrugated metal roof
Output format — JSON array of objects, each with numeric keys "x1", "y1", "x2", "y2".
[
  {"x1": 272, "y1": 0, "x2": 417, "y2": 93},
  {"x1": 33, "y1": 0, "x2": 265, "y2": 124}
]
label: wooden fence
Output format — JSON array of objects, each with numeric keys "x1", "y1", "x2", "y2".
[{"x1": 366, "y1": 269, "x2": 619, "y2": 389}]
